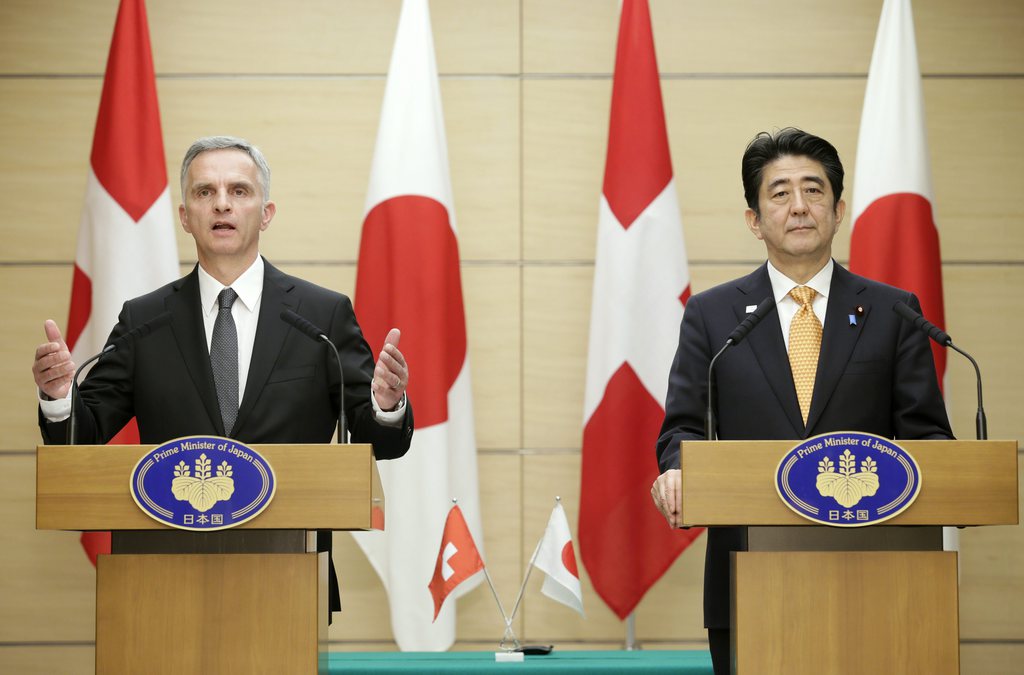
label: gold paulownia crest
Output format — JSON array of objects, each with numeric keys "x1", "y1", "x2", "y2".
[
  {"x1": 816, "y1": 449, "x2": 879, "y2": 508},
  {"x1": 171, "y1": 453, "x2": 235, "y2": 512}
]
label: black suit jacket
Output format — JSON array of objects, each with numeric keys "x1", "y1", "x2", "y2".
[
  {"x1": 41, "y1": 259, "x2": 414, "y2": 611},
  {"x1": 656, "y1": 262, "x2": 952, "y2": 629}
]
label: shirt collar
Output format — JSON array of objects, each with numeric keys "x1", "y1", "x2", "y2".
[
  {"x1": 197, "y1": 256, "x2": 265, "y2": 317},
  {"x1": 766, "y1": 258, "x2": 834, "y2": 304}
]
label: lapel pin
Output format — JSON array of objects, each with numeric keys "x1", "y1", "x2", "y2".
[{"x1": 849, "y1": 314, "x2": 857, "y2": 327}]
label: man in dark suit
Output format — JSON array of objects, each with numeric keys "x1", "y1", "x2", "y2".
[
  {"x1": 32, "y1": 135, "x2": 413, "y2": 616},
  {"x1": 649, "y1": 128, "x2": 952, "y2": 675}
]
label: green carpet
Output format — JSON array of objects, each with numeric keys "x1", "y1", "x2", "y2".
[{"x1": 327, "y1": 650, "x2": 712, "y2": 674}]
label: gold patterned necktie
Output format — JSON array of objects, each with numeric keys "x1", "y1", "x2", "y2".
[{"x1": 788, "y1": 286, "x2": 822, "y2": 425}]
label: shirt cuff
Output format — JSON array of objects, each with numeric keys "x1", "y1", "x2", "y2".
[
  {"x1": 39, "y1": 390, "x2": 72, "y2": 423},
  {"x1": 370, "y1": 392, "x2": 406, "y2": 428}
]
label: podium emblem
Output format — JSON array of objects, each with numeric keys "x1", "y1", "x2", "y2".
[
  {"x1": 775, "y1": 432, "x2": 921, "y2": 527},
  {"x1": 130, "y1": 436, "x2": 276, "y2": 531}
]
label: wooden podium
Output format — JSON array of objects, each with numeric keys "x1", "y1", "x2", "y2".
[
  {"x1": 679, "y1": 439, "x2": 1019, "y2": 675},
  {"x1": 36, "y1": 443, "x2": 384, "y2": 675}
]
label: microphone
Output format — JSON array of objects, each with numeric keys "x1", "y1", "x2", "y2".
[
  {"x1": 67, "y1": 312, "x2": 173, "y2": 445},
  {"x1": 893, "y1": 301, "x2": 987, "y2": 440},
  {"x1": 892, "y1": 301, "x2": 951, "y2": 346},
  {"x1": 280, "y1": 309, "x2": 347, "y2": 443},
  {"x1": 705, "y1": 297, "x2": 776, "y2": 439}
]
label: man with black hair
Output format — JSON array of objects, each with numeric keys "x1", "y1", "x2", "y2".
[{"x1": 650, "y1": 128, "x2": 951, "y2": 674}]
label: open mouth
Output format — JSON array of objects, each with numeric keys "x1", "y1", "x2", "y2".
[{"x1": 212, "y1": 222, "x2": 236, "y2": 231}]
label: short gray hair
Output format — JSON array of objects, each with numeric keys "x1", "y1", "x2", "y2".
[{"x1": 180, "y1": 136, "x2": 272, "y2": 203}]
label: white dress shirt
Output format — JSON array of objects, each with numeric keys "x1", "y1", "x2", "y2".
[
  {"x1": 41, "y1": 256, "x2": 403, "y2": 425},
  {"x1": 765, "y1": 258, "x2": 833, "y2": 351}
]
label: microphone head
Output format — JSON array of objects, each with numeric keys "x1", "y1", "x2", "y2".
[
  {"x1": 892, "y1": 301, "x2": 918, "y2": 322},
  {"x1": 728, "y1": 296, "x2": 776, "y2": 345},
  {"x1": 281, "y1": 309, "x2": 327, "y2": 342}
]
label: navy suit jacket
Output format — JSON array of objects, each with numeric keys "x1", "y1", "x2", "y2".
[
  {"x1": 41, "y1": 259, "x2": 414, "y2": 612},
  {"x1": 656, "y1": 262, "x2": 951, "y2": 628}
]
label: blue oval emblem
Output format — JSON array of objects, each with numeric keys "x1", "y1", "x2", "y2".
[
  {"x1": 130, "y1": 436, "x2": 276, "y2": 531},
  {"x1": 775, "y1": 432, "x2": 921, "y2": 527}
]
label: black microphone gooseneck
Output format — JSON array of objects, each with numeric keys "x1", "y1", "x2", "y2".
[
  {"x1": 280, "y1": 309, "x2": 347, "y2": 443},
  {"x1": 67, "y1": 312, "x2": 173, "y2": 445},
  {"x1": 892, "y1": 301, "x2": 987, "y2": 440},
  {"x1": 705, "y1": 297, "x2": 776, "y2": 440}
]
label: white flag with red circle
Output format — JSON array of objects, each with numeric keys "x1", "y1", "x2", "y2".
[
  {"x1": 352, "y1": 0, "x2": 482, "y2": 652},
  {"x1": 850, "y1": 0, "x2": 946, "y2": 384},
  {"x1": 533, "y1": 502, "x2": 584, "y2": 616}
]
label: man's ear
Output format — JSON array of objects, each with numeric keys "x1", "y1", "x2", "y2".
[
  {"x1": 745, "y1": 208, "x2": 764, "y2": 241},
  {"x1": 261, "y1": 201, "x2": 276, "y2": 232},
  {"x1": 179, "y1": 203, "x2": 191, "y2": 234}
]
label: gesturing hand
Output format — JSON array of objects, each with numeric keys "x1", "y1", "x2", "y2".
[
  {"x1": 372, "y1": 328, "x2": 408, "y2": 412},
  {"x1": 32, "y1": 320, "x2": 75, "y2": 400}
]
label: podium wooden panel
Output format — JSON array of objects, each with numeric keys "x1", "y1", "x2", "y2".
[
  {"x1": 679, "y1": 439, "x2": 1019, "y2": 675},
  {"x1": 37, "y1": 443, "x2": 382, "y2": 675}
]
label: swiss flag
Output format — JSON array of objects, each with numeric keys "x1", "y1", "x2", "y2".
[
  {"x1": 351, "y1": 0, "x2": 482, "y2": 651},
  {"x1": 428, "y1": 505, "x2": 485, "y2": 621},
  {"x1": 579, "y1": 0, "x2": 703, "y2": 620},
  {"x1": 69, "y1": 0, "x2": 179, "y2": 564},
  {"x1": 850, "y1": 0, "x2": 945, "y2": 386},
  {"x1": 532, "y1": 501, "x2": 584, "y2": 616}
]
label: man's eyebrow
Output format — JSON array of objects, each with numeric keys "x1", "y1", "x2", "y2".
[
  {"x1": 767, "y1": 175, "x2": 825, "y2": 192},
  {"x1": 766, "y1": 176, "x2": 793, "y2": 192}
]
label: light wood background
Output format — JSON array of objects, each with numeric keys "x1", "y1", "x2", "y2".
[{"x1": 1, "y1": 1, "x2": 1021, "y2": 673}]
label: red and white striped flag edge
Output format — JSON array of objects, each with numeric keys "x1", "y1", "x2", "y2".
[
  {"x1": 580, "y1": 0, "x2": 703, "y2": 621},
  {"x1": 352, "y1": 0, "x2": 482, "y2": 652},
  {"x1": 533, "y1": 502, "x2": 584, "y2": 616},
  {"x1": 428, "y1": 505, "x2": 485, "y2": 621},
  {"x1": 70, "y1": 0, "x2": 179, "y2": 564},
  {"x1": 850, "y1": 0, "x2": 946, "y2": 382}
]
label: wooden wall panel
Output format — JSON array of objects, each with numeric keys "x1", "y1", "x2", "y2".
[
  {"x1": 524, "y1": 0, "x2": 1024, "y2": 74},
  {"x1": 926, "y1": 79, "x2": 1024, "y2": 261},
  {"x1": 0, "y1": 645, "x2": 93, "y2": 675},
  {"x1": 943, "y1": 267, "x2": 1024, "y2": 443},
  {"x1": 0, "y1": 1, "x2": 521, "y2": 76},
  {"x1": 522, "y1": 265, "x2": 591, "y2": 449},
  {"x1": 0, "y1": 80, "x2": 100, "y2": 263},
  {"x1": 0, "y1": 455, "x2": 95, "y2": 641},
  {"x1": 0, "y1": 268, "x2": 74, "y2": 451}
]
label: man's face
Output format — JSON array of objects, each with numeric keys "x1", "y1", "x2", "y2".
[
  {"x1": 744, "y1": 155, "x2": 845, "y2": 268},
  {"x1": 179, "y1": 149, "x2": 275, "y2": 269}
]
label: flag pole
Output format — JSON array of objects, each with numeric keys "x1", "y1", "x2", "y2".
[
  {"x1": 625, "y1": 612, "x2": 640, "y2": 650},
  {"x1": 449, "y1": 498, "x2": 520, "y2": 651},
  {"x1": 507, "y1": 495, "x2": 561, "y2": 627}
]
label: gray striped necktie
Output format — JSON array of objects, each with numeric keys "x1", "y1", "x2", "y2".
[{"x1": 211, "y1": 287, "x2": 239, "y2": 434}]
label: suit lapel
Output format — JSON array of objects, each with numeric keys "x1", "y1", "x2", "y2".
[
  {"x1": 233, "y1": 260, "x2": 297, "y2": 435},
  {"x1": 165, "y1": 267, "x2": 224, "y2": 435},
  {"x1": 805, "y1": 264, "x2": 868, "y2": 432},
  {"x1": 736, "y1": 266, "x2": 805, "y2": 436}
]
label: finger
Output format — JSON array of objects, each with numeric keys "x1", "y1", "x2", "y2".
[
  {"x1": 34, "y1": 348, "x2": 72, "y2": 374},
  {"x1": 35, "y1": 341, "x2": 63, "y2": 361},
  {"x1": 384, "y1": 328, "x2": 401, "y2": 349},
  {"x1": 379, "y1": 349, "x2": 408, "y2": 374},
  {"x1": 665, "y1": 481, "x2": 679, "y2": 528},
  {"x1": 374, "y1": 361, "x2": 403, "y2": 389},
  {"x1": 44, "y1": 319, "x2": 65, "y2": 346},
  {"x1": 382, "y1": 343, "x2": 407, "y2": 369}
]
